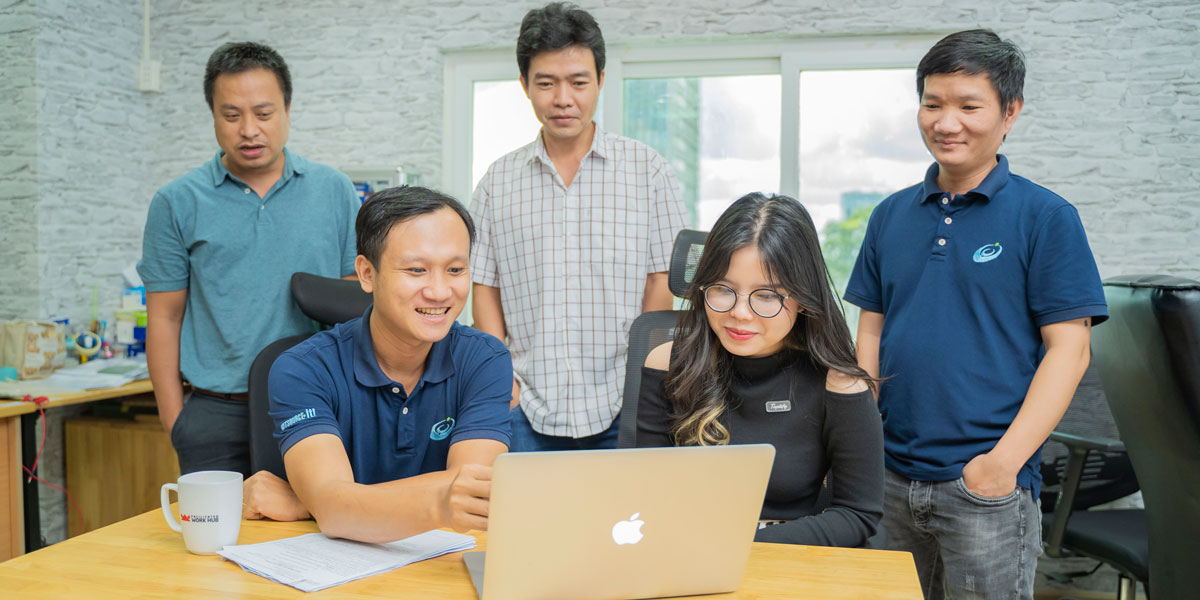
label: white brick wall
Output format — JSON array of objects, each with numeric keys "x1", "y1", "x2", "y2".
[
  {"x1": 37, "y1": 0, "x2": 148, "y2": 324},
  {"x1": 0, "y1": 0, "x2": 41, "y2": 320}
]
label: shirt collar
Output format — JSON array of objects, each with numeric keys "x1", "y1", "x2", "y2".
[
  {"x1": 208, "y1": 147, "x2": 302, "y2": 187},
  {"x1": 528, "y1": 122, "x2": 608, "y2": 166},
  {"x1": 352, "y1": 305, "x2": 456, "y2": 389},
  {"x1": 920, "y1": 154, "x2": 1011, "y2": 204}
]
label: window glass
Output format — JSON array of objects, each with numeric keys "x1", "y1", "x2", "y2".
[
  {"x1": 799, "y1": 69, "x2": 929, "y2": 322},
  {"x1": 624, "y1": 75, "x2": 781, "y2": 229},
  {"x1": 472, "y1": 80, "x2": 542, "y2": 189}
]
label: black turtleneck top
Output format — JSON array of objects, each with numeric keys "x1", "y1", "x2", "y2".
[{"x1": 635, "y1": 350, "x2": 884, "y2": 548}]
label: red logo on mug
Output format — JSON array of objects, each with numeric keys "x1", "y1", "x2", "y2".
[{"x1": 179, "y1": 514, "x2": 219, "y2": 523}]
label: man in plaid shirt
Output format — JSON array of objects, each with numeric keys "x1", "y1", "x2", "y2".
[{"x1": 470, "y1": 2, "x2": 686, "y2": 451}]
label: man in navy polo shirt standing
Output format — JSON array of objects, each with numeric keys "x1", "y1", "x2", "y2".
[
  {"x1": 240, "y1": 186, "x2": 512, "y2": 542},
  {"x1": 846, "y1": 30, "x2": 1107, "y2": 599}
]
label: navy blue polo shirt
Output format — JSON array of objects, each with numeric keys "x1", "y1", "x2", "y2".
[
  {"x1": 268, "y1": 307, "x2": 512, "y2": 485},
  {"x1": 845, "y1": 155, "x2": 1107, "y2": 496}
]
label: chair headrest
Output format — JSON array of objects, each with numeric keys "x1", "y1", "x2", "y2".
[
  {"x1": 668, "y1": 229, "x2": 708, "y2": 298},
  {"x1": 1102, "y1": 273, "x2": 1200, "y2": 436},
  {"x1": 290, "y1": 272, "x2": 373, "y2": 326},
  {"x1": 1103, "y1": 274, "x2": 1200, "y2": 291}
]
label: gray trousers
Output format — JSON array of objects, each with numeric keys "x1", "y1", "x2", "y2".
[
  {"x1": 883, "y1": 468, "x2": 1040, "y2": 599},
  {"x1": 170, "y1": 391, "x2": 252, "y2": 478}
]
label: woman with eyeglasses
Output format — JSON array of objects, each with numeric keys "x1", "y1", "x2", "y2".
[{"x1": 636, "y1": 192, "x2": 884, "y2": 548}]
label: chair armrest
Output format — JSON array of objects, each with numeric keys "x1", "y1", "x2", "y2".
[
  {"x1": 1042, "y1": 430, "x2": 1126, "y2": 557},
  {"x1": 1049, "y1": 431, "x2": 1125, "y2": 453}
]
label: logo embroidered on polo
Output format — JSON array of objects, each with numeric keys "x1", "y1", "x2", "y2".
[
  {"x1": 280, "y1": 408, "x2": 317, "y2": 432},
  {"x1": 430, "y1": 417, "x2": 455, "y2": 441},
  {"x1": 973, "y1": 243, "x2": 1003, "y2": 263}
]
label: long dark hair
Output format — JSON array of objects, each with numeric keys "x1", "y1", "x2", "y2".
[{"x1": 666, "y1": 193, "x2": 871, "y2": 446}]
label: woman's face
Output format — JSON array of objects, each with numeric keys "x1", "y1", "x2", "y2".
[{"x1": 704, "y1": 245, "x2": 801, "y2": 358}]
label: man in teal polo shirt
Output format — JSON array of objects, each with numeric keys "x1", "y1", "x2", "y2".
[
  {"x1": 846, "y1": 30, "x2": 1106, "y2": 599},
  {"x1": 138, "y1": 42, "x2": 358, "y2": 477}
]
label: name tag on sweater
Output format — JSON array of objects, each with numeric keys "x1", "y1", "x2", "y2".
[{"x1": 765, "y1": 400, "x2": 792, "y2": 413}]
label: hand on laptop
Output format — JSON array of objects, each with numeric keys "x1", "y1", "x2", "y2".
[
  {"x1": 442, "y1": 463, "x2": 492, "y2": 532},
  {"x1": 243, "y1": 470, "x2": 312, "y2": 521}
]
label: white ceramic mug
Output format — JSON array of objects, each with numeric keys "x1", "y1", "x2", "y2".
[{"x1": 161, "y1": 470, "x2": 243, "y2": 555}]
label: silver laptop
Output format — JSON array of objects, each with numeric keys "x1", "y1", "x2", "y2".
[{"x1": 464, "y1": 444, "x2": 775, "y2": 600}]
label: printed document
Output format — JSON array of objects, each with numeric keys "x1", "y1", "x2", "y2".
[{"x1": 218, "y1": 530, "x2": 475, "y2": 592}]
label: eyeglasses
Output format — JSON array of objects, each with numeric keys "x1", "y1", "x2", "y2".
[{"x1": 700, "y1": 284, "x2": 790, "y2": 318}]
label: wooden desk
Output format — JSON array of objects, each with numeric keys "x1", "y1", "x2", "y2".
[
  {"x1": 0, "y1": 508, "x2": 922, "y2": 599},
  {"x1": 0, "y1": 379, "x2": 156, "y2": 560},
  {"x1": 0, "y1": 379, "x2": 155, "y2": 419}
]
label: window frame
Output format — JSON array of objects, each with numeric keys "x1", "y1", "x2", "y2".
[{"x1": 442, "y1": 33, "x2": 941, "y2": 205}]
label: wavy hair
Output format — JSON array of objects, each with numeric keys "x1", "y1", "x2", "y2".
[{"x1": 666, "y1": 193, "x2": 872, "y2": 446}]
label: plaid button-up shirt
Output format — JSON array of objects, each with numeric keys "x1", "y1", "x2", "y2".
[{"x1": 470, "y1": 125, "x2": 686, "y2": 437}]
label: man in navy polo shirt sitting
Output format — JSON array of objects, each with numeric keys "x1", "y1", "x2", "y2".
[
  {"x1": 846, "y1": 30, "x2": 1107, "y2": 599},
  {"x1": 240, "y1": 186, "x2": 512, "y2": 542}
]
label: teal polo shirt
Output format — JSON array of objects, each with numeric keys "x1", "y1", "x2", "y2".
[
  {"x1": 137, "y1": 149, "x2": 359, "y2": 393},
  {"x1": 845, "y1": 155, "x2": 1107, "y2": 497}
]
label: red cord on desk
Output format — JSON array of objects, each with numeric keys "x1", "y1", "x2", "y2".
[{"x1": 21, "y1": 394, "x2": 87, "y2": 537}]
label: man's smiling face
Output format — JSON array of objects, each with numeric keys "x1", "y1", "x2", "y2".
[
  {"x1": 358, "y1": 208, "x2": 471, "y2": 346},
  {"x1": 918, "y1": 71, "x2": 1021, "y2": 178}
]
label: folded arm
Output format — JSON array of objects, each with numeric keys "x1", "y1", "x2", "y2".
[{"x1": 245, "y1": 435, "x2": 506, "y2": 543}]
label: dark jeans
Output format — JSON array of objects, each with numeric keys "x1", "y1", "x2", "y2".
[
  {"x1": 170, "y1": 391, "x2": 252, "y2": 477},
  {"x1": 882, "y1": 468, "x2": 1040, "y2": 600},
  {"x1": 509, "y1": 405, "x2": 620, "y2": 452}
]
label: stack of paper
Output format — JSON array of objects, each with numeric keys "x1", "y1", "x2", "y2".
[
  {"x1": 218, "y1": 530, "x2": 476, "y2": 592},
  {"x1": 38, "y1": 356, "x2": 149, "y2": 391}
]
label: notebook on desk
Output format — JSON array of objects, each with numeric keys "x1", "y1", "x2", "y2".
[{"x1": 464, "y1": 444, "x2": 775, "y2": 600}]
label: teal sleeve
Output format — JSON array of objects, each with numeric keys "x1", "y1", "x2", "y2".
[{"x1": 137, "y1": 191, "x2": 190, "y2": 292}]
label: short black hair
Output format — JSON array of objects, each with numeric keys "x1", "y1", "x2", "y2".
[
  {"x1": 204, "y1": 42, "x2": 292, "y2": 111},
  {"x1": 355, "y1": 186, "x2": 476, "y2": 268},
  {"x1": 917, "y1": 29, "x2": 1025, "y2": 113},
  {"x1": 516, "y1": 2, "x2": 605, "y2": 81}
]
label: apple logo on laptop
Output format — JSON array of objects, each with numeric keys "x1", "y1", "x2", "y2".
[{"x1": 611, "y1": 513, "x2": 645, "y2": 545}]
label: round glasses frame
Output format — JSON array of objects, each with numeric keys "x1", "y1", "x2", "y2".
[{"x1": 699, "y1": 284, "x2": 791, "y2": 318}]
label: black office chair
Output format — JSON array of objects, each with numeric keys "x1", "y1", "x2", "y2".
[
  {"x1": 247, "y1": 273, "x2": 373, "y2": 478},
  {"x1": 1040, "y1": 363, "x2": 1139, "y2": 515},
  {"x1": 1039, "y1": 361, "x2": 1142, "y2": 590},
  {"x1": 290, "y1": 271, "x2": 373, "y2": 326},
  {"x1": 1042, "y1": 275, "x2": 1200, "y2": 599},
  {"x1": 616, "y1": 229, "x2": 707, "y2": 449}
]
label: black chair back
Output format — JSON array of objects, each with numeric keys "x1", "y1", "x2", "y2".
[
  {"x1": 617, "y1": 229, "x2": 706, "y2": 449},
  {"x1": 247, "y1": 334, "x2": 309, "y2": 478},
  {"x1": 1039, "y1": 364, "x2": 1139, "y2": 512},
  {"x1": 291, "y1": 272, "x2": 372, "y2": 326},
  {"x1": 1093, "y1": 274, "x2": 1200, "y2": 598},
  {"x1": 247, "y1": 273, "x2": 373, "y2": 477}
]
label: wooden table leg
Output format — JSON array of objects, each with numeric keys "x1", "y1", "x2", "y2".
[{"x1": 1, "y1": 417, "x2": 24, "y2": 560}]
